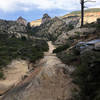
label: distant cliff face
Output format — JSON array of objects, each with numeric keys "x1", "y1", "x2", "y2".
[
  {"x1": 30, "y1": 19, "x2": 42, "y2": 27},
  {"x1": 63, "y1": 12, "x2": 100, "y2": 24},
  {"x1": 17, "y1": 16, "x2": 27, "y2": 26}
]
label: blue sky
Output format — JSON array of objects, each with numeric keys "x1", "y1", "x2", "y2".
[{"x1": 0, "y1": 0, "x2": 100, "y2": 22}]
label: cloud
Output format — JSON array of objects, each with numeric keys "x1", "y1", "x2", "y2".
[{"x1": 0, "y1": 0, "x2": 99, "y2": 12}]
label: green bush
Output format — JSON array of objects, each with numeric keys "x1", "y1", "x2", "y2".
[
  {"x1": 21, "y1": 36, "x2": 27, "y2": 41},
  {"x1": 67, "y1": 24, "x2": 74, "y2": 31},
  {"x1": 57, "y1": 51, "x2": 78, "y2": 65},
  {"x1": 0, "y1": 33, "x2": 49, "y2": 71},
  {"x1": 53, "y1": 43, "x2": 70, "y2": 53},
  {"x1": 0, "y1": 71, "x2": 4, "y2": 79},
  {"x1": 72, "y1": 51, "x2": 100, "y2": 100}
]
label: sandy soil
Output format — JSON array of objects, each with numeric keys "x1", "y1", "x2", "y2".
[
  {"x1": 0, "y1": 60, "x2": 29, "y2": 96},
  {"x1": 1, "y1": 41, "x2": 75, "y2": 100}
]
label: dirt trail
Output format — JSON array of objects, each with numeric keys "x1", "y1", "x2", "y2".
[{"x1": 2, "y1": 41, "x2": 74, "y2": 100}]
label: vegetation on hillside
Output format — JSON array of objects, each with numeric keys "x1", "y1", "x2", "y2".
[
  {"x1": 53, "y1": 21, "x2": 100, "y2": 100},
  {"x1": 72, "y1": 50, "x2": 100, "y2": 100},
  {"x1": 70, "y1": 8, "x2": 100, "y2": 14},
  {"x1": 55, "y1": 43, "x2": 100, "y2": 100},
  {"x1": 53, "y1": 41, "x2": 71, "y2": 53},
  {"x1": 0, "y1": 33, "x2": 49, "y2": 79}
]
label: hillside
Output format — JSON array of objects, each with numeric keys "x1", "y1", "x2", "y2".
[
  {"x1": 70, "y1": 8, "x2": 100, "y2": 14},
  {"x1": 0, "y1": 33, "x2": 49, "y2": 96},
  {"x1": 63, "y1": 8, "x2": 100, "y2": 24},
  {"x1": 30, "y1": 8, "x2": 100, "y2": 27},
  {"x1": 52, "y1": 21, "x2": 100, "y2": 100}
]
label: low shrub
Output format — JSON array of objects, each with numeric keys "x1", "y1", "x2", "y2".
[
  {"x1": 53, "y1": 43, "x2": 70, "y2": 53},
  {"x1": 57, "y1": 51, "x2": 78, "y2": 65},
  {"x1": 0, "y1": 33, "x2": 49, "y2": 70},
  {"x1": 0, "y1": 71, "x2": 4, "y2": 79},
  {"x1": 67, "y1": 24, "x2": 74, "y2": 31},
  {"x1": 72, "y1": 51, "x2": 100, "y2": 100}
]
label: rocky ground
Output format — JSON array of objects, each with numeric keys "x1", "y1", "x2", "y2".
[{"x1": 1, "y1": 41, "x2": 75, "y2": 100}]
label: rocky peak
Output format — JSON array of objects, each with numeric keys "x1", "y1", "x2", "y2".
[
  {"x1": 17, "y1": 16, "x2": 27, "y2": 26},
  {"x1": 42, "y1": 13, "x2": 51, "y2": 24}
]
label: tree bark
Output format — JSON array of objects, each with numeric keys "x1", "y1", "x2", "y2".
[{"x1": 81, "y1": 0, "x2": 84, "y2": 27}]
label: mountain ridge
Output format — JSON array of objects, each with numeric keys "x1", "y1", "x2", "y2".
[{"x1": 30, "y1": 8, "x2": 100, "y2": 26}]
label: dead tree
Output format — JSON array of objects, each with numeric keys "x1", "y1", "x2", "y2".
[{"x1": 80, "y1": 0, "x2": 96, "y2": 27}]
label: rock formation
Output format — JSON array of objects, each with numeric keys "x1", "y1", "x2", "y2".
[
  {"x1": 62, "y1": 16, "x2": 80, "y2": 28},
  {"x1": 17, "y1": 16, "x2": 27, "y2": 26},
  {"x1": 32, "y1": 15, "x2": 80, "y2": 41},
  {"x1": 33, "y1": 16, "x2": 68, "y2": 40},
  {"x1": 42, "y1": 13, "x2": 51, "y2": 24},
  {"x1": 30, "y1": 8, "x2": 100, "y2": 27},
  {"x1": 0, "y1": 19, "x2": 27, "y2": 34}
]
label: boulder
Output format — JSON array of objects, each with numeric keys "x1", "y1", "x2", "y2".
[
  {"x1": 75, "y1": 39, "x2": 100, "y2": 54},
  {"x1": 95, "y1": 42, "x2": 100, "y2": 50}
]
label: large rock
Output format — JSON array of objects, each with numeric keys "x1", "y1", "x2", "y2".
[
  {"x1": 17, "y1": 16, "x2": 27, "y2": 26},
  {"x1": 42, "y1": 13, "x2": 51, "y2": 24},
  {"x1": 62, "y1": 16, "x2": 80, "y2": 28},
  {"x1": 34, "y1": 17, "x2": 67, "y2": 40},
  {"x1": 75, "y1": 39, "x2": 100, "y2": 54},
  {"x1": 0, "y1": 19, "x2": 27, "y2": 33},
  {"x1": 94, "y1": 42, "x2": 100, "y2": 50},
  {"x1": 55, "y1": 27, "x2": 96, "y2": 45}
]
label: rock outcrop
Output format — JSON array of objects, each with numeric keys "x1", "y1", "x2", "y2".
[
  {"x1": 0, "y1": 19, "x2": 27, "y2": 34},
  {"x1": 62, "y1": 16, "x2": 80, "y2": 28},
  {"x1": 42, "y1": 13, "x2": 51, "y2": 24},
  {"x1": 33, "y1": 16, "x2": 68, "y2": 40},
  {"x1": 55, "y1": 27, "x2": 96, "y2": 45},
  {"x1": 32, "y1": 15, "x2": 80, "y2": 41},
  {"x1": 17, "y1": 16, "x2": 27, "y2": 26}
]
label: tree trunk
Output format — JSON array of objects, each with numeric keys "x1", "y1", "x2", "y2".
[{"x1": 81, "y1": 0, "x2": 84, "y2": 27}]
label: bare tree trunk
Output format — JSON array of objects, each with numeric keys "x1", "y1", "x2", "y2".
[{"x1": 81, "y1": 0, "x2": 84, "y2": 27}]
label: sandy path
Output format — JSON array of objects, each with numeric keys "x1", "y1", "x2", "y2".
[
  {"x1": 2, "y1": 41, "x2": 74, "y2": 100},
  {"x1": 0, "y1": 60, "x2": 29, "y2": 96}
]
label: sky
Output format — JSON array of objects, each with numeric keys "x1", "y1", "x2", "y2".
[{"x1": 0, "y1": 0, "x2": 100, "y2": 22}]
